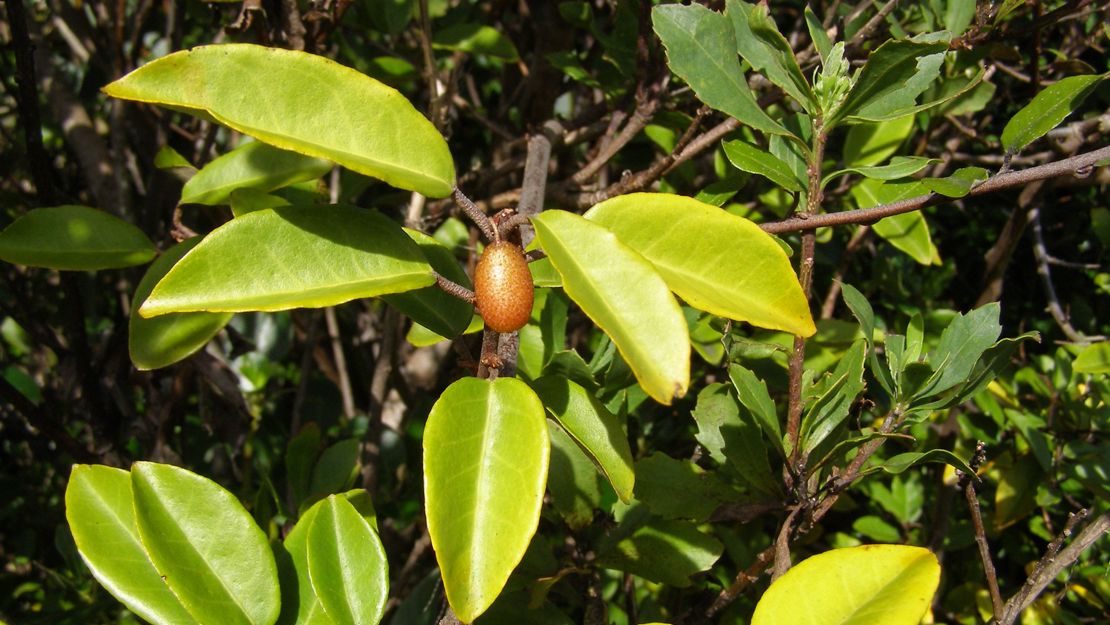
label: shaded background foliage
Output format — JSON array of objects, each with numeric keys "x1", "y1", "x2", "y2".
[{"x1": 0, "y1": 1, "x2": 1108, "y2": 624}]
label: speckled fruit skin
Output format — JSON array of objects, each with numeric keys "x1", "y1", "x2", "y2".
[{"x1": 474, "y1": 241, "x2": 534, "y2": 333}]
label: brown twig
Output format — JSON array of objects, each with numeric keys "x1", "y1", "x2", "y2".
[
  {"x1": 761, "y1": 145, "x2": 1110, "y2": 234},
  {"x1": 453, "y1": 186, "x2": 497, "y2": 243},
  {"x1": 960, "y1": 442, "x2": 1004, "y2": 622},
  {"x1": 997, "y1": 510, "x2": 1110, "y2": 625},
  {"x1": 1028, "y1": 206, "x2": 1097, "y2": 342},
  {"x1": 433, "y1": 272, "x2": 476, "y2": 304}
]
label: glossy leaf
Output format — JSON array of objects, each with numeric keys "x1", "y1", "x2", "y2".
[
  {"x1": 140, "y1": 205, "x2": 434, "y2": 316},
  {"x1": 424, "y1": 377, "x2": 549, "y2": 623},
  {"x1": 722, "y1": 140, "x2": 804, "y2": 192},
  {"x1": 103, "y1": 44, "x2": 455, "y2": 197},
  {"x1": 824, "y1": 156, "x2": 938, "y2": 185},
  {"x1": 382, "y1": 229, "x2": 474, "y2": 339},
  {"x1": 130, "y1": 462, "x2": 280, "y2": 625},
  {"x1": 1002, "y1": 74, "x2": 1106, "y2": 154},
  {"x1": 0, "y1": 205, "x2": 156, "y2": 270},
  {"x1": 230, "y1": 188, "x2": 291, "y2": 217},
  {"x1": 531, "y1": 375, "x2": 635, "y2": 503},
  {"x1": 1074, "y1": 341, "x2": 1110, "y2": 373},
  {"x1": 726, "y1": 0, "x2": 815, "y2": 112},
  {"x1": 531, "y1": 210, "x2": 690, "y2": 405},
  {"x1": 65, "y1": 465, "x2": 199, "y2": 625},
  {"x1": 834, "y1": 39, "x2": 949, "y2": 124},
  {"x1": 433, "y1": 23, "x2": 519, "y2": 61},
  {"x1": 306, "y1": 496, "x2": 389, "y2": 625},
  {"x1": 180, "y1": 140, "x2": 331, "y2": 205},
  {"x1": 277, "y1": 491, "x2": 378, "y2": 625},
  {"x1": 596, "y1": 507, "x2": 723, "y2": 587},
  {"x1": 129, "y1": 238, "x2": 233, "y2": 370},
  {"x1": 652, "y1": 4, "x2": 788, "y2": 137},
  {"x1": 586, "y1": 194, "x2": 815, "y2": 336},
  {"x1": 751, "y1": 545, "x2": 940, "y2": 625}
]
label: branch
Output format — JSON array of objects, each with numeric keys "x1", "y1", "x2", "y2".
[
  {"x1": 761, "y1": 145, "x2": 1110, "y2": 234},
  {"x1": 1028, "y1": 206, "x2": 1098, "y2": 343},
  {"x1": 961, "y1": 442, "x2": 1004, "y2": 621},
  {"x1": 453, "y1": 186, "x2": 497, "y2": 243},
  {"x1": 997, "y1": 510, "x2": 1110, "y2": 625},
  {"x1": 4, "y1": 0, "x2": 57, "y2": 204}
]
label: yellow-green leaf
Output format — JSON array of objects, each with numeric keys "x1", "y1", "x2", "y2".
[
  {"x1": 104, "y1": 44, "x2": 455, "y2": 197},
  {"x1": 181, "y1": 140, "x2": 331, "y2": 206},
  {"x1": 129, "y1": 238, "x2": 233, "y2": 370},
  {"x1": 424, "y1": 377, "x2": 549, "y2": 623},
  {"x1": 751, "y1": 544, "x2": 940, "y2": 625},
  {"x1": 0, "y1": 205, "x2": 156, "y2": 271},
  {"x1": 586, "y1": 193, "x2": 815, "y2": 336},
  {"x1": 531, "y1": 210, "x2": 690, "y2": 405},
  {"x1": 1074, "y1": 341, "x2": 1110, "y2": 373},
  {"x1": 140, "y1": 205, "x2": 434, "y2": 316}
]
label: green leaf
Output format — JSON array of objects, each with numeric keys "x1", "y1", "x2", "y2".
[
  {"x1": 129, "y1": 238, "x2": 233, "y2": 370},
  {"x1": 306, "y1": 496, "x2": 389, "y2": 625},
  {"x1": 801, "y1": 340, "x2": 866, "y2": 454},
  {"x1": 834, "y1": 39, "x2": 949, "y2": 125},
  {"x1": 103, "y1": 44, "x2": 455, "y2": 197},
  {"x1": 382, "y1": 229, "x2": 474, "y2": 339},
  {"x1": 916, "y1": 303, "x2": 1003, "y2": 399},
  {"x1": 424, "y1": 377, "x2": 549, "y2": 624},
  {"x1": 852, "y1": 179, "x2": 939, "y2": 266},
  {"x1": 1074, "y1": 341, "x2": 1110, "y2": 373},
  {"x1": 1002, "y1": 74, "x2": 1107, "y2": 154},
  {"x1": 880, "y1": 449, "x2": 974, "y2": 475},
  {"x1": 230, "y1": 188, "x2": 291, "y2": 217},
  {"x1": 691, "y1": 383, "x2": 778, "y2": 497},
  {"x1": 530, "y1": 375, "x2": 635, "y2": 503},
  {"x1": 0, "y1": 205, "x2": 156, "y2": 271},
  {"x1": 180, "y1": 140, "x2": 331, "y2": 205},
  {"x1": 824, "y1": 156, "x2": 938, "y2": 185},
  {"x1": 726, "y1": 0, "x2": 815, "y2": 112},
  {"x1": 531, "y1": 210, "x2": 690, "y2": 405},
  {"x1": 728, "y1": 364, "x2": 785, "y2": 459},
  {"x1": 596, "y1": 507, "x2": 723, "y2": 587},
  {"x1": 722, "y1": 140, "x2": 805, "y2": 192},
  {"x1": 921, "y1": 166, "x2": 988, "y2": 197},
  {"x1": 308, "y1": 438, "x2": 361, "y2": 501},
  {"x1": 140, "y1": 205, "x2": 434, "y2": 316},
  {"x1": 652, "y1": 4, "x2": 789, "y2": 137},
  {"x1": 546, "y1": 422, "x2": 604, "y2": 530},
  {"x1": 852, "y1": 515, "x2": 902, "y2": 542},
  {"x1": 277, "y1": 491, "x2": 378, "y2": 625},
  {"x1": 752, "y1": 545, "x2": 940, "y2": 625},
  {"x1": 65, "y1": 465, "x2": 199, "y2": 625},
  {"x1": 841, "y1": 283, "x2": 895, "y2": 396},
  {"x1": 433, "y1": 23, "x2": 519, "y2": 61},
  {"x1": 154, "y1": 145, "x2": 194, "y2": 170},
  {"x1": 633, "y1": 453, "x2": 736, "y2": 522},
  {"x1": 286, "y1": 423, "x2": 322, "y2": 508},
  {"x1": 586, "y1": 194, "x2": 815, "y2": 337},
  {"x1": 804, "y1": 6, "x2": 832, "y2": 62},
  {"x1": 842, "y1": 114, "x2": 916, "y2": 167},
  {"x1": 130, "y1": 462, "x2": 280, "y2": 625}
]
